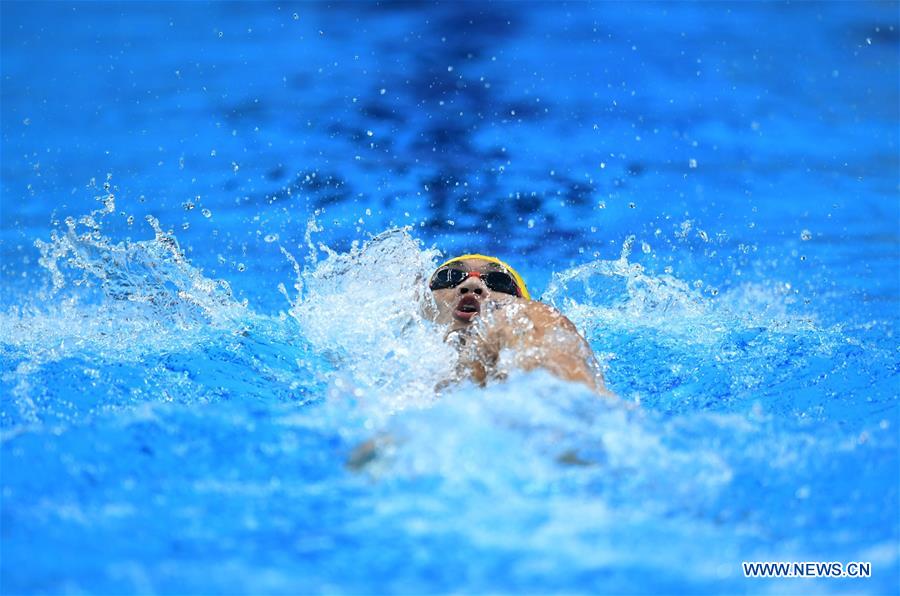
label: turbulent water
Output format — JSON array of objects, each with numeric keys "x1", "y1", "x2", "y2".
[{"x1": 2, "y1": 2, "x2": 898, "y2": 594}]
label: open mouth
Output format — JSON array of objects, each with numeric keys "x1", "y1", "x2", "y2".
[{"x1": 453, "y1": 295, "x2": 481, "y2": 322}]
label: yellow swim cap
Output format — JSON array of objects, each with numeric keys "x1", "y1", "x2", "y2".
[{"x1": 436, "y1": 253, "x2": 531, "y2": 300}]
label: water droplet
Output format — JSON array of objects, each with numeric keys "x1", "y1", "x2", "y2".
[
  {"x1": 292, "y1": 12, "x2": 299, "y2": 20},
  {"x1": 366, "y1": 130, "x2": 374, "y2": 137},
  {"x1": 800, "y1": 229, "x2": 812, "y2": 241},
  {"x1": 641, "y1": 241, "x2": 651, "y2": 254},
  {"x1": 698, "y1": 230, "x2": 709, "y2": 242},
  {"x1": 527, "y1": 219, "x2": 535, "y2": 229},
  {"x1": 232, "y1": 161, "x2": 239, "y2": 173},
  {"x1": 446, "y1": 219, "x2": 455, "y2": 226},
  {"x1": 202, "y1": 209, "x2": 212, "y2": 218},
  {"x1": 237, "y1": 263, "x2": 246, "y2": 272},
  {"x1": 689, "y1": 158, "x2": 698, "y2": 169},
  {"x1": 264, "y1": 234, "x2": 279, "y2": 243},
  {"x1": 379, "y1": 88, "x2": 386, "y2": 95},
  {"x1": 620, "y1": 235, "x2": 635, "y2": 260},
  {"x1": 597, "y1": 201, "x2": 606, "y2": 209}
]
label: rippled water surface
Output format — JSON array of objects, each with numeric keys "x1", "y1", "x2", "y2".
[{"x1": 2, "y1": 2, "x2": 898, "y2": 594}]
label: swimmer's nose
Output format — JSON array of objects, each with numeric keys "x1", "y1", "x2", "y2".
[{"x1": 458, "y1": 277, "x2": 485, "y2": 296}]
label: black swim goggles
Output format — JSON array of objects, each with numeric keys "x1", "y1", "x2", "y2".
[{"x1": 429, "y1": 267, "x2": 522, "y2": 297}]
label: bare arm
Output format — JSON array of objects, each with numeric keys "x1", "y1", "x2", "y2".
[{"x1": 456, "y1": 300, "x2": 613, "y2": 397}]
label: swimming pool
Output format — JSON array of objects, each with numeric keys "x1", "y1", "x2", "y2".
[{"x1": 1, "y1": 2, "x2": 898, "y2": 593}]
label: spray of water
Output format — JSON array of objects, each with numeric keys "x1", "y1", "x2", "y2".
[
  {"x1": 280, "y1": 225, "x2": 457, "y2": 416},
  {"x1": 3, "y1": 195, "x2": 841, "y2": 484}
]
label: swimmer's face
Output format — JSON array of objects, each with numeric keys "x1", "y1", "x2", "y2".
[{"x1": 427, "y1": 258, "x2": 521, "y2": 329}]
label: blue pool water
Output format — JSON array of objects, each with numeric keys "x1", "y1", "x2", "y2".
[{"x1": 1, "y1": 2, "x2": 898, "y2": 593}]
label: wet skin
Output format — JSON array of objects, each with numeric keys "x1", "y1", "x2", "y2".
[{"x1": 427, "y1": 258, "x2": 611, "y2": 396}]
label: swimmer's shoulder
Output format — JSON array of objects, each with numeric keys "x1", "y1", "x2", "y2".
[{"x1": 510, "y1": 299, "x2": 579, "y2": 334}]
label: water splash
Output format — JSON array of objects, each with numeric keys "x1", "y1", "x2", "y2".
[
  {"x1": 33, "y1": 211, "x2": 245, "y2": 330},
  {"x1": 282, "y1": 225, "x2": 456, "y2": 415},
  {"x1": 536, "y1": 234, "x2": 852, "y2": 410},
  {"x1": 542, "y1": 234, "x2": 708, "y2": 338},
  {"x1": 1, "y1": 198, "x2": 266, "y2": 432}
]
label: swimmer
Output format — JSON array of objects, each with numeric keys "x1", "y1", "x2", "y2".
[
  {"x1": 347, "y1": 253, "x2": 612, "y2": 470},
  {"x1": 424, "y1": 254, "x2": 612, "y2": 397}
]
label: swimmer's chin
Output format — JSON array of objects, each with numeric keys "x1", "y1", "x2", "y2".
[{"x1": 443, "y1": 312, "x2": 481, "y2": 335}]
